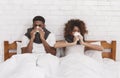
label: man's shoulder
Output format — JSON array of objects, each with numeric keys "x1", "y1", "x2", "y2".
[
  {"x1": 22, "y1": 35, "x2": 29, "y2": 41},
  {"x1": 49, "y1": 32, "x2": 55, "y2": 36},
  {"x1": 22, "y1": 35, "x2": 28, "y2": 38},
  {"x1": 49, "y1": 32, "x2": 55, "y2": 35},
  {"x1": 47, "y1": 32, "x2": 56, "y2": 39}
]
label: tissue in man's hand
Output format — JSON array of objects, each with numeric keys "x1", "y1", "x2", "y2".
[
  {"x1": 36, "y1": 26, "x2": 39, "y2": 29},
  {"x1": 36, "y1": 31, "x2": 39, "y2": 33},
  {"x1": 36, "y1": 26, "x2": 39, "y2": 32}
]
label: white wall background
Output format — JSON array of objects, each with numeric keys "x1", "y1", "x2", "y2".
[{"x1": 0, "y1": 0, "x2": 120, "y2": 62}]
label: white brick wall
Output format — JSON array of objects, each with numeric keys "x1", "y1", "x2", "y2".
[{"x1": 0, "y1": 0, "x2": 120, "y2": 62}]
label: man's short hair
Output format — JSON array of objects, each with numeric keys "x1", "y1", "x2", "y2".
[{"x1": 33, "y1": 16, "x2": 45, "y2": 24}]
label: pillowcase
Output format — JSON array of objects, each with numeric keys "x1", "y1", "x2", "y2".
[
  {"x1": 16, "y1": 42, "x2": 22, "y2": 54},
  {"x1": 85, "y1": 42, "x2": 103, "y2": 61}
]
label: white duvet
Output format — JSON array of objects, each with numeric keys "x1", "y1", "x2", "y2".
[
  {"x1": 57, "y1": 53, "x2": 120, "y2": 78},
  {"x1": 0, "y1": 53, "x2": 120, "y2": 78},
  {"x1": 0, "y1": 53, "x2": 59, "y2": 78}
]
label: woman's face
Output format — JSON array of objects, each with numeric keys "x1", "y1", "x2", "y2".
[{"x1": 72, "y1": 26, "x2": 80, "y2": 35}]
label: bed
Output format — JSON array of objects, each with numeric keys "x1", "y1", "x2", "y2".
[
  {"x1": 2, "y1": 40, "x2": 120, "y2": 78},
  {"x1": 4, "y1": 40, "x2": 116, "y2": 61}
]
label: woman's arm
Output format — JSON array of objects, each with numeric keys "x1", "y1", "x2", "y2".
[
  {"x1": 80, "y1": 40, "x2": 104, "y2": 51},
  {"x1": 78, "y1": 34, "x2": 104, "y2": 51},
  {"x1": 54, "y1": 36, "x2": 79, "y2": 48},
  {"x1": 54, "y1": 40, "x2": 76, "y2": 48},
  {"x1": 82, "y1": 42, "x2": 104, "y2": 51}
]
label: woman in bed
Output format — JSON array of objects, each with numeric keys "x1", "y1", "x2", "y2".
[
  {"x1": 55, "y1": 19, "x2": 103, "y2": 52},
  {"x1": 54, "y1": 19, "x2": 106, "y2": 78}
]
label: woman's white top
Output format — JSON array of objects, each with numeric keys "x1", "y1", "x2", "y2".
[{"x1": 65, "y1": 45, "x2": 85, "y2": 55}]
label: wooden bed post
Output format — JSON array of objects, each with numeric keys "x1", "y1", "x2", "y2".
[
  {"x1": 4, "y1": 41, "x2": 18, "y2": 61},
  {"x1": 4, "y1": 41, "x2": 9, "y2": 61},
  {"x1": 111, "y1": 41, "x2": 116, "y2": 61}
]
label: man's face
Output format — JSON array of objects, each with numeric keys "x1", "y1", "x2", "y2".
[{"x1": 33, "y1": 21, "x2": 45, "y2": 28}]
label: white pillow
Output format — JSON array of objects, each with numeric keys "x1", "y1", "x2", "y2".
[
  {"x1": 16, "y1": 42, "x2": 22, "y2": 54},
  {"x1": 85, "y1": 42, "x2": 103, "y2": 61}
]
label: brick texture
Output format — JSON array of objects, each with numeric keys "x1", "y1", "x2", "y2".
[{"x1": 0, "y1": 0, "x2": 120, "y2": 62}]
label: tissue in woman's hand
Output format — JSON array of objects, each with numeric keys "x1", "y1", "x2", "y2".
[
  {"x1": 74, "y1": 32, "x2": 83, "y2": 39},
  {"x1": 74, "y1": 32, "x2": 80, "y2": 37}
]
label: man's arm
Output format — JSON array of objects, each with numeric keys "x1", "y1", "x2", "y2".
[
  {"x1": 21, "y1": 29, "x2": 36, "y2": 53},
  {"x1": 41, "y1": 39, "x2": 56, "y2": 55},
  {"x1": 21, "y1": 39, "x2": 34, "y2": 53},
  {"x1": 39, "y1": 28, "x2": 56, "y2": 55}
]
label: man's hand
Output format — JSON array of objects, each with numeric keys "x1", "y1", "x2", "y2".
[
  {"x1": 30, "y1": 29, "x2": 36, "y2": 40},
  {"x1": 22, "y1": 29, "x2": 37, "y2": 53},
  {"x1": 38, "y1": 27, "x2": 45, "y2": 40},
  {"x1": 36, "y1": 27, "x2": 56, "y2": 55}
]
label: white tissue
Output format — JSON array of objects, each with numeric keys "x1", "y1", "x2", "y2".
[
  {"x1": 36, "y1": 26, "x2": 39, "y2": 29},
  {"x1": 36, "y1": 31, "x2": 39, "y2": 33},
  {"x1": 74, "y1": 32, "x2": 80, "y2": 37},
  {"x1": 36, "y1": 26, "x2": 39, "y2": 32},
  {"x1": 74, "y1": 32, "x2": 83, "y2": 39}
]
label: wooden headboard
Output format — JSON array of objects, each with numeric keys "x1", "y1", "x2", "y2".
[
  {"x1": 4, "y1": 41, "x2": 21, "y2": 61},
  {"x1": 87, "y1": 40, "x2": 116, "y2": 61},
  {"x1": 4, "y1": 40, "x2": 116, "y2": 61}
]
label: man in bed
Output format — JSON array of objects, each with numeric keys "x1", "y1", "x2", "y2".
[
  {"x1": 0, "y1": 16, "x2": 58, "y2": 78},
  {"x1": 21, "y1": 16, "x2": 56, "y2": 55}
]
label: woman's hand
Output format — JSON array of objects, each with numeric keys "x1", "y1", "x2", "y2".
[
  {"x1": 73, "y1": 36, "x2": 79, "y2": 44},
  {"x1": 78, "y1": 34, "x2": 84, "y2": 45},
  {"x1": 73, "y1": 32, "x2": 84, "y2": 45}
]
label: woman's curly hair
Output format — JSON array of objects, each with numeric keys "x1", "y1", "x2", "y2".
[{"x1": 64, "y1": 19, "x2": 88, "y2": 40}]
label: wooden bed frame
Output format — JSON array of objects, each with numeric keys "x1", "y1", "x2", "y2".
[
  {"x1": 4, "y1": 40, "x2": 116, "y2": 61},
  {"x1": 4, "y1": 41, "x2": 21, "y2": 61}
]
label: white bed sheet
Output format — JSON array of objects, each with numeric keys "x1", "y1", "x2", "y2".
[
  {"x1": 0, "y1": 53, "x2": 59, "y2": 78},
  {"x1": 0, "y1": 53, "x2": 120, "y2": 78},
  {"x1": 102, "y1": 58, "x2": 120, "y2": 78},
  {"x1": 57, "y1": 54, "x2": 120, "y2": 78}
]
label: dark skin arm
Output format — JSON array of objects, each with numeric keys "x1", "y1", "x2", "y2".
[
  {"x1": 78, "y1": 35, "x2": 104, "y2": 51},
  {"x1": 38, "y1": 27, "x2": 56, "y2": 55},
  {"x1": 21, "y1": 29, "x2": 36, "y2": 53},
  {"x1": 84, "y1": 42, "x2": 104, "y2": 51}
]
